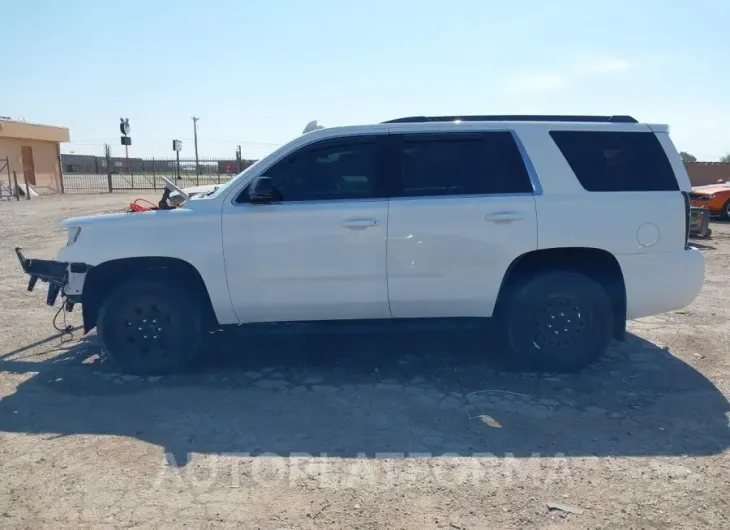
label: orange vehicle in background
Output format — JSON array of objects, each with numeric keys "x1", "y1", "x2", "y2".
[{"x1": 689, "y1": 181, "x2": 730, "y2": 219}]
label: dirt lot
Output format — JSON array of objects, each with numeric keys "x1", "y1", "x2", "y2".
[{"x1": 0, "y1": 194, "x2": 728, "y2": 529}]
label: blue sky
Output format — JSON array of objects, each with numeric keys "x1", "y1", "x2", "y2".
[{"x1": 3, "y1": 0, "x2": 729, "y2": 160}]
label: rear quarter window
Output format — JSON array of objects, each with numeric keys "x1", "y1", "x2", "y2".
[{"x1": 550, "y1": 131, "x2": 679, "y2": 192}]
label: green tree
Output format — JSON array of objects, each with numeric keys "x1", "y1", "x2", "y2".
[
  {"x1": 679, "y1": 151, "x2": 697, "y2": 163},
  {"x1": 720, "y1": 153, "x2": 730, "y2": 164}
]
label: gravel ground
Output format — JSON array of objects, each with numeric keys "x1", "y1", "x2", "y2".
[{"x1": 0, "y1": 194, "x2": 728, "y2": 529}]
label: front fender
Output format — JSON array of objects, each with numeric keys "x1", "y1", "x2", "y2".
[{"x1": 60, "y1": 205, "x2": 237, "y2": 326}]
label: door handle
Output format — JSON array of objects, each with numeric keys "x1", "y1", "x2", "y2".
[
  {"x1": 485, "y1": 212, "x2": 524, "y2": 223},
  {"x1": 341, "y1": 218, "x2": 379, "y2": 230}
]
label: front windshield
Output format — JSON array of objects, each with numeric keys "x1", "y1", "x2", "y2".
[
  {"x1": 184, "y1": 164, "x2": 255, "y2": 201},
  {"x1": 203, "y1": 144, "x2": 290, "y2": 198},
  {"x1": 206, "y1": 160, "x2": 262, "y2": 195}
]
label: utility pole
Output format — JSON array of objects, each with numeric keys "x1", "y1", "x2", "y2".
[
  {"x1": 105, "y1": 143, "x2": 113, "y2": 193},
  {"x1": 192, "y1": 116, "x2": 200, "y2": 185}
]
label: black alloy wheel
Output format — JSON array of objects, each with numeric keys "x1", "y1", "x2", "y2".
[{"x1": 97, "y1": 277, "x2": 203, "y2": 374}]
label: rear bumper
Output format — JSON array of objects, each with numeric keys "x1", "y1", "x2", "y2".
[
  {"x1": 15, "y1": 248, "x2": 90, "y2": 308},
  {"x1": 617, "y1": 248, "x2": 704, "y2": 320}
]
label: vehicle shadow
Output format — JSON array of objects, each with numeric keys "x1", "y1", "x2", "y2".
[{"x1": 0, "y1": 322, "x2": 728, "y2": 464}]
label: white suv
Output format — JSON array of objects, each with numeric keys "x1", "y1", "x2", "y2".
[{"x1": 17, "y1": 115, "x2": 705, "y2": 374}]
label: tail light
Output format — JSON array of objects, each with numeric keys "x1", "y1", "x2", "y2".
[{"x1": 682, "y1": 191, "x2": 690, "y2": 248}]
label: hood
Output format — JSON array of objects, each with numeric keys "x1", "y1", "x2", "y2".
[
  {"x1": 60, "y1": 206, "x2": 195, "y2": 228},
  {"x1": 691, "y1": 183, "x2": 730, "y2": 194},
  {"x1": 181, "y1": 183, "x2": 218, "y2": 195},
  {"x1": 61, "y1": 211, "x2": 133, "y2": 228},
  {"x1": 168, "y1": 183, "x2": 219, "y2": 205},
  {"x1": 59, "y1": 182, "x2": 220, "y2": 229}
]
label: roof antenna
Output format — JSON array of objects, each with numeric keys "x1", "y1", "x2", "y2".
[{"x1": 302, "y1": 120, "x2": 324, "y2": 134}]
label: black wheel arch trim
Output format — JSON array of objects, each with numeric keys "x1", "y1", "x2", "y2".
[
  {"x1": 81, "y1": 256, "x2": 218, "y2": 334},
  {"x1": 495, "y1": 247, "x2": 627, "y2": 341}
]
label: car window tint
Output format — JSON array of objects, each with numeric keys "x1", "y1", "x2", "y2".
[
  {"x1": 398, "y1": 132, "x2": 533, "y2": 197},
  {"x1": 263, "y1": 140, "x2": 377, "y2": 201},
  {"x1": 550, "y1": 131, "x2": 679, "y2": 192}
]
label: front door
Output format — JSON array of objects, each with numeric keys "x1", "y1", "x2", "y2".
[
  {"x1": 386, "y1": 131, "x2": 539, "y2": 318},
  {"x1": 222, "y1": 135, "x2": 391, "y2": 323},
  {"x1": 21, "y1": 146, "x2": 36, "y2": 186}
]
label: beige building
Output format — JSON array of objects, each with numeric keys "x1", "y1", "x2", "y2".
[{"x1": 0, "y1": 118, "x2": 70, "y2": 195}]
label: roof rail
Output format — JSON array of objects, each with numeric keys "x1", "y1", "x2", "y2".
[{"x1": 383, "y1": 115, "x2": 638, "y2": 124}]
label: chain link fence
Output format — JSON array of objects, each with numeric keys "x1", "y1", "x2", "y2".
[{"x1": 61, "y1": 152, "x2": 256, "y2": 193}]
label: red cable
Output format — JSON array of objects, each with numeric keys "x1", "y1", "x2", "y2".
[{"x1": 129, "y1": 198, "x2": 158, "y2": 212}]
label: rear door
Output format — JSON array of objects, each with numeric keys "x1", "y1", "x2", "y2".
[{"x1": 386, "y1": 131, "x2": 538, "y2": 318}]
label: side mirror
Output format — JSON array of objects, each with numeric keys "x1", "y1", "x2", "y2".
[{"x1": 248, "y1": 176, "x2": 275, "y2": 203}]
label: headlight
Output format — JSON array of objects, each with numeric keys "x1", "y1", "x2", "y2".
[{"x1": 67, "y1": 226, "x2": 81, "y2": 246}]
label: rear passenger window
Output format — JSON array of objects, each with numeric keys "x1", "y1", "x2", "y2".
[
  {"x1": 397, "y1": 132, "x2": 533, "y2": 197},
  {"x1": 550, "y1": 131, "x2": 679, "y2": 192}
]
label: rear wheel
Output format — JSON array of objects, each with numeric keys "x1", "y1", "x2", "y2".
[
  {"x1": 500, "y1": 270, "x2": 613, "y2": 372},
  {"x1": 97, "y1": 277, "x2": 204, "y2": 374}
]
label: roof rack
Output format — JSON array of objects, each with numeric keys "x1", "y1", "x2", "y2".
[{"x1": 383, "y1": 115, "x2": 638, "y2": 124}]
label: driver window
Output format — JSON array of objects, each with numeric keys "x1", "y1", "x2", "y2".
[{"x1": 263, "y1": 138, "x2": 378, "y2": 202}]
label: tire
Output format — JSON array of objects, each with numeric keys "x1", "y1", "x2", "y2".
[
  {"x1": 97, "y1": 276, "x2": 204, "y2": 374},
  {"x1": 500, "y1": 270, "x2": 613, "y2": 373},
  {"x1": 722, "y1": 199, "x2": 730, "y2": 220}
]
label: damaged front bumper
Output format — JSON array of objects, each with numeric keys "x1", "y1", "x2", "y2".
[{"x1": 15, "y1": 248, "x2": 91, "y2": 311}]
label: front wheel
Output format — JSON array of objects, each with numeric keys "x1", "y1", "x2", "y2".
[
  {"x1": 500, "y1": 270, "x2": 613, "y2": 372},
  {"x1": 722, "y1": 199, "x2": 730, "y2": 220},
  {"x1": 97, "y1": 277, "x2": 204, "y2": 374}
]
